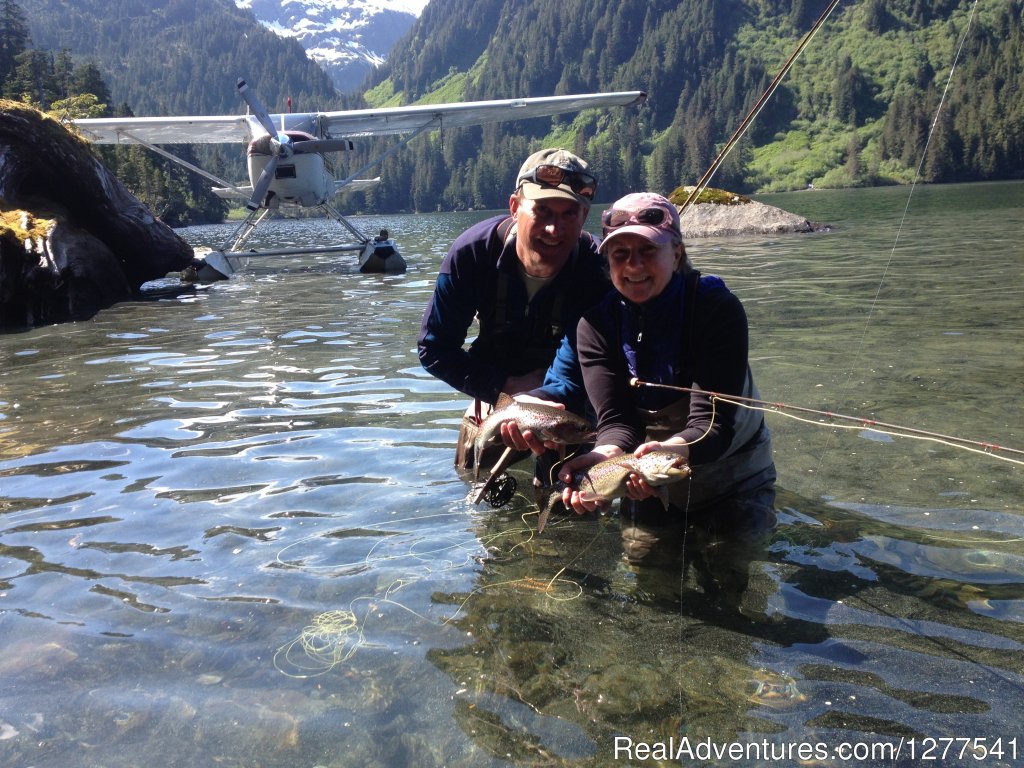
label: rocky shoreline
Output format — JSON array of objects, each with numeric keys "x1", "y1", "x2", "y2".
[{"x1": 0, "y1": 101, "x2": 193, "y2": 329}]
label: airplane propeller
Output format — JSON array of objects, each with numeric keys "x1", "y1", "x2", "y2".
[
  {"x1": 237, "y1": 78, "x2": 279, "y2": 138},
  {"x1": 236, "y1": 78, "x2": 352, "y2": 211}
]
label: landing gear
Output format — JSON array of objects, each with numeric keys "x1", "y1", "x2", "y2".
[{"x1": 194, "y1": 202, "x2": 405, "y2": 280}]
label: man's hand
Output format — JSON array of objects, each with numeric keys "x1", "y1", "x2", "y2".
[{"x1": 498, "y1": 394, "x2": 565, "y2": 455}]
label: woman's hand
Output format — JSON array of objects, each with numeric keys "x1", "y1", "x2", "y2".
[
  {"x1": 634, "y1": 438, "x2": 689, "y2": 460},
  {"x1": 559, "y1": 445, "x2": 623, "y2": 515},
  {"x1": 625, "y1": 439, "x2": 690, "y2": 501}
]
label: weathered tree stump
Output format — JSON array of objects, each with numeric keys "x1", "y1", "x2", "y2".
[{"x1": 0, "y1": 100, "x2": 194, "y2": 329}]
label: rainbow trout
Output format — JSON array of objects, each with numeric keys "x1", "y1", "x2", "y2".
[
  {"x1": 473, "y1": 394, "x2": 595, "y2": 479},
  {"x1": 535, "y1": 451, "x2": 690, "y2": 532}
]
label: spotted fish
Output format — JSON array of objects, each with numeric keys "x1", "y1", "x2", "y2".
[
  {"x1": 472, "y1": 394, "x2": 595, "y2": 479},
  {"x1": 535, "y1": 450, "x2": 690, "y2": 532}
]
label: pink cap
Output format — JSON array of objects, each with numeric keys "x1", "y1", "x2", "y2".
[{"x1": 600, "y1": 192, "x2": 682, "y2": 251}]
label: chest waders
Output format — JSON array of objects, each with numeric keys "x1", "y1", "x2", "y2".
[{"x1": 616, "y1": 272, "x2": 777, "y2": 566}]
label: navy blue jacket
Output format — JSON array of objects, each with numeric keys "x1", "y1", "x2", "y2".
[
  {"x1": 548, "y1": 271, "x2": 760, "y2": 465},
  {"x1": 418, "y1": 215, "x2": 608, "y2": 405}
]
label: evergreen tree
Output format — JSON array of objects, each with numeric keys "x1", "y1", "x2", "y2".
[
  {"x1": 0, "y1": 0, "x2": 28, "y2": 82},
  {"x1": 7, "y1": 49, "x2": 55, "y2": 106}
]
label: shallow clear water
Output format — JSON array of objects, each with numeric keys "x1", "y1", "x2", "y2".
[{"x1": 1, "y1": 182, "x2": 1022, "y2": 767}]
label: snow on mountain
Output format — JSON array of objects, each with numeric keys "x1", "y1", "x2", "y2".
[{"x1": 235, "y1": 0, "x2": 427, "y2": 93}]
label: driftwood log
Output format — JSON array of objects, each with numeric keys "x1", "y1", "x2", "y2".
[{"x1": 0, "y1": 100, "x2": 194, "y2": 329}]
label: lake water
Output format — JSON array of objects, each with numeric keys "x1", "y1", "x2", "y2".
[{"x1": 1, "y1": 181, "x2": 1022, "y2": 767}]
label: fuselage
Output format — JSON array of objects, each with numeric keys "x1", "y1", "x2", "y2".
[{"x1": 246, "y1": 130, "x2": 333, "y2": 207}]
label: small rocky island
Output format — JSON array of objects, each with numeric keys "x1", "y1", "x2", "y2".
[
  {"x1": 670, "y1": 185, "x2": 826, "y2": 238},
  {"x1": 0, "y1": 100, "x2": 194, "y2": 330}
]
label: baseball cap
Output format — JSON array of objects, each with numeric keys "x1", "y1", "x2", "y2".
[
  {"x1": 515, "y1": 148, "x2": 596, "y2": 206},
  {"x1": 599, "y1": 192, "x2": 682, "y2": 251}
]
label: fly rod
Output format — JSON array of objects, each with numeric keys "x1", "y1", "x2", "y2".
[
  {"x1": 629, "y1": 378, "x2": 1024, "y2": 466},
  {"x1": 679, "y1": 0, "x2": 842, "y2": 214}
]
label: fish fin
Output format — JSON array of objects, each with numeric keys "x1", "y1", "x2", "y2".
[
  {"x1": 656, "y1": 486, "x2": 671, "y2": 509},
  {"x1": 495, "y1": 392, "x2": 515, "y2": 409}
]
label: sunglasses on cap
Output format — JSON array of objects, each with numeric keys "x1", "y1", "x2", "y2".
[
  {"x1": 601, "y1": 206, "x2": 678, "y2": 234},
  {"x1": 517, "y1": 164, "x2": 597, "y2": 200}
]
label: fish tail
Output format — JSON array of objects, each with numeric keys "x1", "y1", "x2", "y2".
[
  {"x1": 534, "y1": 484, "x2": 564, "y2": 533},
  {"x1": 534, "y1": 484, "x2": 562, "y2": 514}
]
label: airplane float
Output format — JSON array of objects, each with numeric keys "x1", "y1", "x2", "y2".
[{"x1": 73, "y1": 80, "x2": 646, "y2": 279}]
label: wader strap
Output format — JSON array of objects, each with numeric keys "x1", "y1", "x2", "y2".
[
  {"x1": 493, "y1": 272, "x2": 510, "y2": 329},
  {"x1": 683, "y1": 270, "x2": 700, "y2": 369},
  {"x1": 486, "y1": 217, "x2": 517, "y2": 329},
  {"x1": 496, "y1": 217, "x2": 516, "y2": 246},
  {"x1": 547, "y1": 289, "x2": 564, "y2": 337}
]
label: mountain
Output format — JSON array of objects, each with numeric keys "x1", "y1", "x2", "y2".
[
  {"x1": 12, "y1": 0, "x2": 1023, "y2": 216},
  {"x1": 235, "y1": 0, "x2": 427, "y2": 94},
  {"x1": 18, "y1": 0, "x2": 344, "y2": 116}
]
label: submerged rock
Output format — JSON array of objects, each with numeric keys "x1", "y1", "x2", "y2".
[
  {"x1": 0, "y1": 100, "x2": 194, "y2": 329},
  {"x1": 671, "y1": 185, "x2": 827, "y2": 238}
]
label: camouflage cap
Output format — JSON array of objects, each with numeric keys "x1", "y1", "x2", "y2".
[{"x1": 515, "y1": 148, "x2": 596, "y2": 206}]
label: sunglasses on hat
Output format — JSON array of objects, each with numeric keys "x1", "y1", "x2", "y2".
[
  {"x1": 601, "y1": 206, "x2": 678, "y2": 234},
  {"x1": 517, "y1": 164, "x2": 597, "y2": 200}
]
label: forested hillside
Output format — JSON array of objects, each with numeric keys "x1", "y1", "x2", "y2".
[
  {"x1": 353, "y1": 0, "x2": 1023, "y2": 211},
  {"x1": 4, "y1": 0, "x2": 1022, "y2": 217}
]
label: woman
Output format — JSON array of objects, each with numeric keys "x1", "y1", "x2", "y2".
[{"x1": 559, "y1": 192, "x2": 777, "y2": 568}]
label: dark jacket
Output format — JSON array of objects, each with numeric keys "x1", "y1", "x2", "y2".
[
  {"x1": 418, "y1": 214, "x2": 608, "y2": 405},
  {"x1": 575, "y1": 271, "x2": 768, "y2": 463}
]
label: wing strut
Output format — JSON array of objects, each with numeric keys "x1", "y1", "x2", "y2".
[
  {"x1": 113, "y1": 129, "x2": 250, "y2": 199},
  {"x1": 335, "y1": 119, "x2": 439, "y2": 188},
  {"x1": 218, "y1": 206, "x2": 273, "y2": 252}
]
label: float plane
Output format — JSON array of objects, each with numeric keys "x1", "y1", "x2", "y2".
[{"x1": 73, "y1": 80, "x2": 646, "y2": 279}]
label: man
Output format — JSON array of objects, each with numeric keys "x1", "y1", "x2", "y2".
[{"x1": 418, "y1": 148, "x2": 609, "y2": 469}]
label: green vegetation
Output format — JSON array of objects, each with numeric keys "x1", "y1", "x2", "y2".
[
  {"x1": 667, "y1": 187, "x2": 751, "y2": 206},
  {"x1": 0, "y1": 207, "x2": 54, "y2": 242},
  {"x1": 4, "y1": 0, "x2": 1021, "y2": 217},
  {"x1": 353, "y1": 0, "x2": 1022, "y2": 210},
  {"x1": 363, "y1": 79, "x2": 400, "y2": 108}
]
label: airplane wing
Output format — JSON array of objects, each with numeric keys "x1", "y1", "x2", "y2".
[
  {"x1": 73, "y1": 115, "x2": 260, "y2": 144},
  {"x1": 317, "y1": 92, "x2": 647, "y2": 138},
  {"x1": 72, "y1": 92, "x2": 646, "y2": 145}
]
